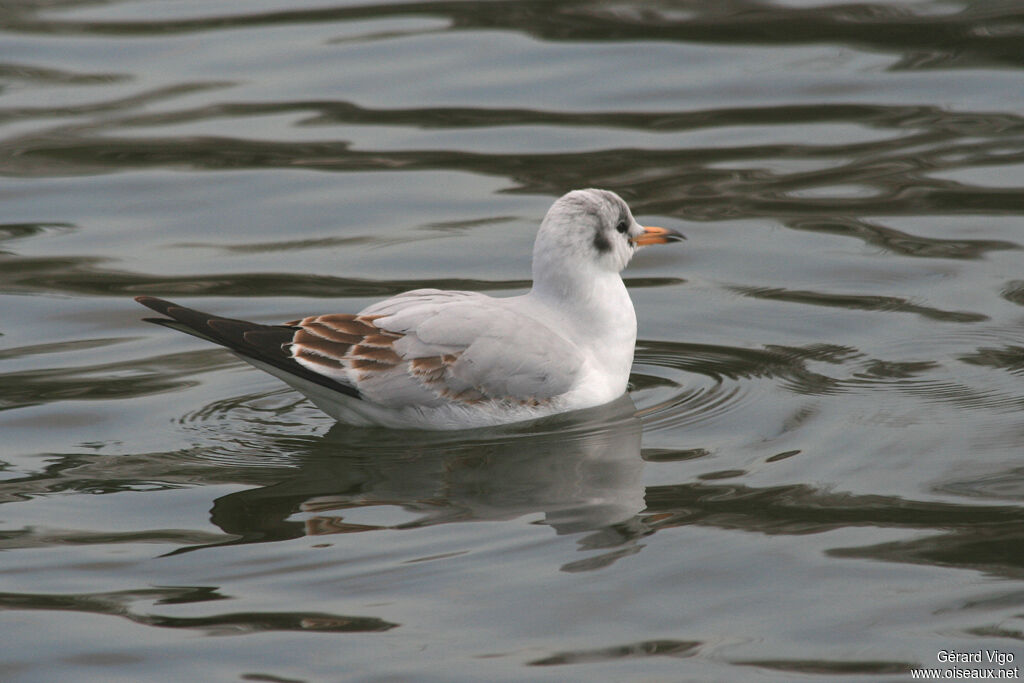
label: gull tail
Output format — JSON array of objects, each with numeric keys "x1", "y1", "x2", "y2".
[{"x1": 134, "y1": 295, "x2": 361, "y2": 400}]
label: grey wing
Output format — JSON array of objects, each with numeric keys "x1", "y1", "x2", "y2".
[{"x1": 289, "y1": 289, "x2": 582, "y2": 407}]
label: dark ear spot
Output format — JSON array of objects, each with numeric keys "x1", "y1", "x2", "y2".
[{"x1": 593, "y1": 228, "x2": 612, "y2": 253}]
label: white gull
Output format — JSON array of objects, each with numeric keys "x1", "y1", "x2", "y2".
[{"x1": 136, "y1": 189, "x2": 684, "y2": 430}]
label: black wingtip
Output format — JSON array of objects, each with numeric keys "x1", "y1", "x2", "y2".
[
  {"x1": 135, "y1": 295, "x2": 178, "y2": 317},
  {"x1": 134, "y1": 294, "x2": 162, "y2": 306},
  {"x1": 133, "y1": 295, "x2": 362, "y2": 400}
]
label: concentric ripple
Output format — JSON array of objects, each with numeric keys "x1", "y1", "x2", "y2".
[
  {"x1": 176, "y1": 387, "x2": 333, "y2": 468},
  {"x1": 631, "y1": 339, "x2": 851, "y2": 432}
]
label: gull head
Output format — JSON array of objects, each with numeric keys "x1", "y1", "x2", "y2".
[{"x1": 533, "y1": 189, "x2": 684, "y2": 277}]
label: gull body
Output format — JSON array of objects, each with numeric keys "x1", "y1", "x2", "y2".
[{"x1": 136, "y1": 189, "x2": 683, "y2": 430}]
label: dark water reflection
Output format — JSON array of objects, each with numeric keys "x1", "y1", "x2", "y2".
[
  {"x1": 8, "y1": 101, "x2": 1024, "y2": 222},
  {"x1": 0, "y1": 586, "x2": 398, "y2": 635},
  {"x1": 4, "y1": 0, "x2": 1024, "y2": 681},
  {"x1": 4, "y1": 0, "x2": 1024, "y2": 69}
]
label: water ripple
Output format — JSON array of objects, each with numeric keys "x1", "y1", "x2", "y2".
[
  {"x1": 732, "y1": 284, "x2": 989, "y2": 322},
  {"x1": 0, "y1": 587, "x2": 397, "y2": 635},
  {"x1": 6, "y1": 1, "x2": 1024, "y2": 74},
  {"x1": 632, "y1": 340, "x2": 851, "y2": 432},
  {"x1": 4, "y1": 0, "x2": 1024, "y2": 679}
]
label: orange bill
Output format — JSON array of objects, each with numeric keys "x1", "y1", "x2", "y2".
[{"x1": 633, "y1": 225, "x2": 686, "y2": 246}]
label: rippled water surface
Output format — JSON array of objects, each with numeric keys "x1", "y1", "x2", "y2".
[{"x1": 4, "y1": 1, "x2": 1024, "y2": 681}]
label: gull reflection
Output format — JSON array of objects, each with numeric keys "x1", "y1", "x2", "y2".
[{"x1": 195, "y1": 396, "x2": 648, "y2": 571}]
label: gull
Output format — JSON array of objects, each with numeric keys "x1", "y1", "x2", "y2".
[{"x1": 135, "y1": 189, "x2": 684, "y2": 430}]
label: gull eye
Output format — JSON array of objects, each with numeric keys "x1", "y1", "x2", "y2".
[{"x1": 616, "y1": 220, "x2": 629, "y2": 234}]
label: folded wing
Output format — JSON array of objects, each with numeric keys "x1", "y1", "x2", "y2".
[
  {"x1": 137, "y1": 291, "x2": 582, "y2": 411},
  {"x1": 292, "y1": 289, "x2": 582, "y2": 407}
]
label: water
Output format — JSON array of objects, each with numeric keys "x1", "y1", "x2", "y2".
[{"x1": 3, "y1": 0, "x2": 1024, "y2": 680}]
